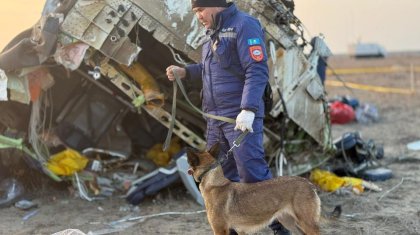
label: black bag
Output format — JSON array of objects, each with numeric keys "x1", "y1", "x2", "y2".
[
  {"x1": 263, "y1": 82, "x2": 273, "y2": 115},
  {"x1": 334, "y1": 132, "x2": 384, "y2": 164}
]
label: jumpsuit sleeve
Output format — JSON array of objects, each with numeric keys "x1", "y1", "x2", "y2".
[
  {"x1": 185, "y1": 63, "x2": 203, "y2": 81},
  {"x1": 236, "y1": 17, "x2": 269, "y2": 112}
]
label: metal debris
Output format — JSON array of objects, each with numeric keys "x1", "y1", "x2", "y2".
[{"x1": 0, "y1": 0, "x2": 335, "y2": 200}]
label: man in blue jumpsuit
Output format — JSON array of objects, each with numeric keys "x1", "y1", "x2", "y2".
[{"x1": 166, "y1": 1, "x2": 290, "y2": 234}]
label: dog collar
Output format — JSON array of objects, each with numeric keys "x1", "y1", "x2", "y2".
[{"x1": 197, "y1": 161, "x2": 219, "y2": 182}]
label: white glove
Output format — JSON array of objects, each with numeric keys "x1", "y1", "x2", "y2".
[{"x1": 234, "y1": 110, "x2": 255, "y2": 133}]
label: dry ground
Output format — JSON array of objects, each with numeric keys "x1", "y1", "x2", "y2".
[{"x1": 1, "y1": 53, "x2": 420, "y2": 235}]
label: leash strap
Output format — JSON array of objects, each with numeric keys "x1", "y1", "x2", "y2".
[
  {"x1": 163, "y1": 80, "x2": 177, "y2": 151},
  {"x1": 199, "y1": 129, "x2": 248, "y2": 182},
  {"x1": 233, "y1": 130, "x2": 249, "y2": 147},
  {"x1": 174, "y1": 72, "x2": 236, "y2": 124},
  {"x1": 163, "y1": 69, "x2": 249, "y2": 151},
  {"x1": 224, "y1": 129, "x2": 249, "y2": 159}
]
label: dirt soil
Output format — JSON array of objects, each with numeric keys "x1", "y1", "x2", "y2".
[{"x1": 1, "y1": 53, "x2": 420, "y2": 235}]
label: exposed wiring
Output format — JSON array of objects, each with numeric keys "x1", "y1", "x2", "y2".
[
  {"x1": 166, "y1": 45, "x2": 188, "y2": 66},
  {"x1": 28, "y1": 91, "x2": 53, "y2": 163},
  {"x1": 74, "y1": 172, "x2": 93, "y2": 202},
  {"x1": 110, "y1": 210, "x2": 207, "y2": 224},
  {"x1": 378, "y1": 178, "x2": 404, "y2": 201},
  {"x1": 325, "y1": 62, "x2": 355, "y2": 94}
]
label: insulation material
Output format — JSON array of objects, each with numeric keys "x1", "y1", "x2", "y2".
[
  {"x1": 46, "y1": 149, "x2": 89, "y2": 176},
  {"x1": 0, "y1": 69, "x2": 7, "y2": 101},
  {"x1": 95, "y1": 61, "x2": 145, "y2": 103},
  {"x1": 146, "y1": 137, "x2": 181, "y2": 166},
  {"x1": 25, "y1": 68, "x2": 55, "y2": 102},
  {"x1": 119, "y1": 63, "x2": 164, "y2": 108},
  {"x1": 54, "y1": 42, "x2": 90, "y2": 70},
  {"x1": 7, "y1": 74, "x2": 31, "y2": 104},
  {"x1": 310, "y1": 169, "x2": 382, "y2": 194}
]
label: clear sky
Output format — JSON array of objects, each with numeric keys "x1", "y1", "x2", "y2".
[
  {"x1": 294, "y1": 0, "x2": 420, "y2": 54},
  {"x1": 0, "y1": 1, "x2": 44, "y2": 50},
  {"x1": 1, "y1": 1, "x2": 420, "y2": 55}
]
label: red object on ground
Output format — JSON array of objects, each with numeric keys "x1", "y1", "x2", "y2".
[{"x1": 330, "y1": 101, "x2": 355, "y2": 124}]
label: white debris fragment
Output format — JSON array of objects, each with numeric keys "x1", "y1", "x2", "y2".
[
  {"x1": 54, "y1": 42, "x2": 90, "y2": 71},
  {"x1": 164, "y1": 0, "x2": 190, "y2": 21},
  {"x1": 0, "y1": 69, "x2": 8, "y2": 101}
]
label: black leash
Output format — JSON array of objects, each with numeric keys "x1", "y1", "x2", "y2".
[{"x1": 197, "y1": 161, "x2": 219, "y2": 182}]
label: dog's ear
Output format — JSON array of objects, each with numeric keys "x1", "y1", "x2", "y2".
[
  {"x1": 207, "y1": 143, "x2": 220, "y2": 159},
  {"x1": 186, "y1": 147, "x2": 200, "y2": 167}
]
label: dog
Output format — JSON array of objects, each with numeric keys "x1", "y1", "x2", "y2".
[{"x1": 186, "y1": 143, "x2": 321, "y2": 235}]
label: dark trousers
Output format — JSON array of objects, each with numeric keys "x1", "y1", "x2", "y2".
[
  {"x1": 206, "y1": 118, "x2": 289, "y2": 234},
  {"x1": 206, "y1": 118, "x2": 271, "y2": 183}
]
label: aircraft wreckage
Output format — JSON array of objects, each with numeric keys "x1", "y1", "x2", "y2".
[{"x1": 0, "y1": 0, "x2": 333, "y2": 198}]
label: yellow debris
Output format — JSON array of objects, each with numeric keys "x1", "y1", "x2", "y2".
[
  {"x1": 310, "y1": 169, "x2": 365, "y2": 194},
  {"x1": 119, "y1": 63, "x2": 165, "y2": 108},
  {"x1": 146, "y1": 137, "x2": 181, "y2": 166},
  {"x1": 46, "y1": 149, "x2": 89, "y2": 176}
]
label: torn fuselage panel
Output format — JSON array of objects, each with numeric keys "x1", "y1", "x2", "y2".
[{"x1": 60, "y1": 0, "x2": 143, "y2": 65}]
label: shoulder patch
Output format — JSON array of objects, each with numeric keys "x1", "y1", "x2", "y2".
[
  {"x1": 247, "y1": 38, "x2": 261, "y2": 46},
  {"x1": 249, "y1": 45, "x2": 264, "y2": 62}
]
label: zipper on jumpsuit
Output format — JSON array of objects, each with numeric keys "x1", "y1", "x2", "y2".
[{"x1": 204, "y1": 43, "x2": 217, "y2": 116}]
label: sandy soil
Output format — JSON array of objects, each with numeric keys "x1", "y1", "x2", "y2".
[{"x1": 1, "y1": 53, "x2": 420, "y2": 235}]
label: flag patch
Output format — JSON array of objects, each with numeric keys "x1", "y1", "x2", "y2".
[
  {"x1": 249, "y1": 45, "x2": 264, "y2": 62},
  {"x1": 247, "y1": 38, "x2": 261, "y2": 46}
]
